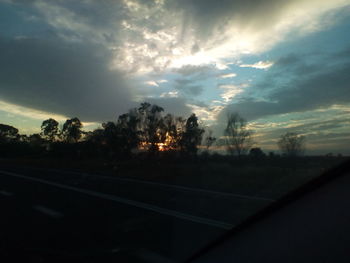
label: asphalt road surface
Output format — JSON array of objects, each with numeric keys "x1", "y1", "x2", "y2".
[{"x1": 0, "y1": 165, "x2": 273, "y2": 262}]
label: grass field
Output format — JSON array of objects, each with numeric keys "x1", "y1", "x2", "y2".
[{"x1": 1, "y1": 155, "x2": 346, "y2": 200}]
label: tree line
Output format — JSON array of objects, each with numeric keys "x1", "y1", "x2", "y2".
[{"x1": 0, "y1": 102, "x2": 306, "y2": 158}]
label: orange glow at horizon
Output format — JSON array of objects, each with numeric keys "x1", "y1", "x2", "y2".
[
  {"x1": 157, "y1": 142, "x2": 167, "y2": 151},
  {"x1": 139, "y1": 132, "x2": 175, "y2": 151}
]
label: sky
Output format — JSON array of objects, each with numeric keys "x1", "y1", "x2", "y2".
[{"x1": 0, "y1": 0, "x2": 350, "y2": 154}]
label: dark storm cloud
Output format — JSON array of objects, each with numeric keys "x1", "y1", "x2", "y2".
[
  {"x1": 5, "y1": 0, "x2": 124, "y2": 26},
  {"x1": 1, "y1": 0, "x2": 126, "y2": 47},
  {"x1": 0, "y1": 37, "x2": 132, "y2": 122},
  {"x1": 0, "y1": 0, "x2": 191, "y2": 122}
]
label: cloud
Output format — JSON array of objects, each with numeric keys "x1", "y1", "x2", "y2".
[
  {"x1": 252, "y1": 110, "x2": 350, "y2": 154},
  {"x1": 0, "y1": 36, "x2": 133, "y2": 122},
  {"x1": 162, "y1": 0, "x2": 350, "y2": 70},
  {"x1": 144, "y1": 81, "x2": 159, "y2": 87},
  {"x1": 0, "y1": 99, "x2": 67, "y2": 121},
  {"x1": 219, "y1": 84, "x2": 245, "y2": 102},
  {"x1": 220, "y1": 49, "x2": 350, "y2": 121},
  {"x1": 220, "y1": 73, "x2": 237, "y2": 79},
  {"x1": 240, "y1": 60, "x2": 274, "y2": 69},
  {"x1": 174, "y1": 78, "x2": 204, "y2": 96},
  {"x1": 177, "y1": 85, "x2": 203, "y2": 96},
  {"x1": 145, "y1": 97, "x2": 192, "y2": 117},
  {"x1": 187, "y1": 104, "x2": 225, "y2": 122},
  {"x1": 1, "y1": 0, "x2": 350, "y2": 129},
  {"x1": 13, "y1": 0, "x2": 347, "y2": 74},
  {"x1": 174, "y1": 64, "x2": 213, "y2": 76},
  {"x1": 144, "y1": 79, "x2": 168, "y2": 87},
  {"x1": 160, "y1": 91, "x2": 178, "y2": 98}
]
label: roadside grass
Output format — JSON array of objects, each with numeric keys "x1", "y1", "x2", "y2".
[
  {"x1": 0, "y1": 156, "x2": 346, "y2": 199},
  {"x1": 133, "y1": 162, "x2": 325, "y2": 199}
]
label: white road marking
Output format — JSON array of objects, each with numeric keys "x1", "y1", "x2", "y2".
[
  {"x1": 33, "y1": 205, "x2": 64, "y2": 218},
  {"x1": 0, "y1": 190, "x2": 14, "y2": 197},
  {"x1": 0, "y1": 170, "x2": 233, "y2": 230}
]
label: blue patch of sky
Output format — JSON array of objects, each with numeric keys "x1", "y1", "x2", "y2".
[
  {"x1": 232, "y1": 13, "x2": 350, "y2": 103},
  {"x1": 216, "y1": 11, "x2": 350, "y2": 137}
]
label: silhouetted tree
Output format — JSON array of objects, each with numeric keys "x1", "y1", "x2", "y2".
[
  {"x1": 18, "y1": 134, "x2": 29, "y2": 143},
  {"x1": 138, "y1": 103, "x2": 165, "y2": 152},
  {"x1": 86, "y1": 128, "x2": 104, "y2": 144},
  {"x1": 0, "y1": 124, "x2": 19, "y2": 143},
  {"x1": 204, "y1": 130, "x2": 216, "y2": 151},
  {"x1": 249, "y1": 147, "x2": 265, "y2": 158},
  {"x1": 180, "y1": 114, "x2": 204, "y2": 155},
  {"x1": 278, "y1": 132, "x2": 305, "y2": 157},
  {"x1": 162, "y1": 114, "x2": 185, "y2": 150},
  {"x1": 28, "y1": 133, "x2": 44, "y2": 147},
  {"x1": 116, "y1": 110, "x2": 140, "y2": 154},
  {"x1": 268, "y1": 151, "x2": 276, "y2": 158},
  {"x1": 41, "y1": 118, "x2": 59, "y2": 142},
  {"x1": 224, "y1": 112, "x2": 253, "y2": 156},
  {"x1": 62, "y1": 117, "x2": 83, "y2": 143},
  {"x1": 101, "y1": 121, "x2": 121, "y2": 156}
]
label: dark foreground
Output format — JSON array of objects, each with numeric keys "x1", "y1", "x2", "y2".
[
  {"x1": 0, "y1": 164, "x2": 272, "y2": 263},
  {"x1": 0, "y1": 156, "x2": 346, "y2": 262}
]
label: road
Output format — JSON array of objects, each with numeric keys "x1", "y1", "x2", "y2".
[{"x1": 0, "y1": 165, "x2": 272, "y2": 262}]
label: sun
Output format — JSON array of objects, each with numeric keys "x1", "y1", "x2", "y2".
[{"x1": 139, "y1": 132, "x2": 175, "y2": 152}]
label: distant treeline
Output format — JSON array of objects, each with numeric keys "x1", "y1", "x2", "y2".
[{"x1": 0, "y1": 102, "x2": 309, "y2": 159}]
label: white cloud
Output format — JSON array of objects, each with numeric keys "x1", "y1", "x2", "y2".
[
  {"x1": 0, "y1": 100, "x2": 100, "y2": 128},
  {"x1": 187, "y1": 104, "x2": 225, "y2": 122},
  {"x1": 212, "y1": 100, "x2": 226, "y2": 105},
  {"x1": 220, "y1": 73, "x2": 237, "y2": 79},
  {"x1": 160, "y1": 91, "x2": 178, "y2": 98},
  {"x1": 219, "y1": 84, "x2": 245, "y2": 102},
  {"x1": 30, "y1": 0, "x2": 349, "y2": 75},
  {"x1": 215, "y1": 62, "x2": 230, "y2": 70},
  {"x1": 144, "y1": 79, "x2": 168, "y2": 87},
  {"x1": 144, "y1": 81, "x2": 159, "y2": 87},
  {"x1": 0, "y1": 100, "x2": 67, "y2": 121},
  {"x1": 240, "y1": 61, "x2": 274, "y2": 69}
]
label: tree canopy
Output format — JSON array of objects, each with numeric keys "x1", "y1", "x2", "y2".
[
  {"x1": 41, "y1": 118, "x2": 59, "y2": 142},
  {"x1": 0, "y1": 124, "x2": 19, "y2": 143},
  {"x1": 224, "y1": 112, "x2": 253, "y2": 156},
  {"x1": 278, "y1": 132, "x2": 305, "y2": 157},
  {"x1": 0, "y1": 102, "x2": 297, "y2": 159},
  {"x1": 62, "y1": 117, "x2": 83, "y2": 143},
  {"x1": 180, "y1": 114, "x2": 204, "y2": 155}
]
